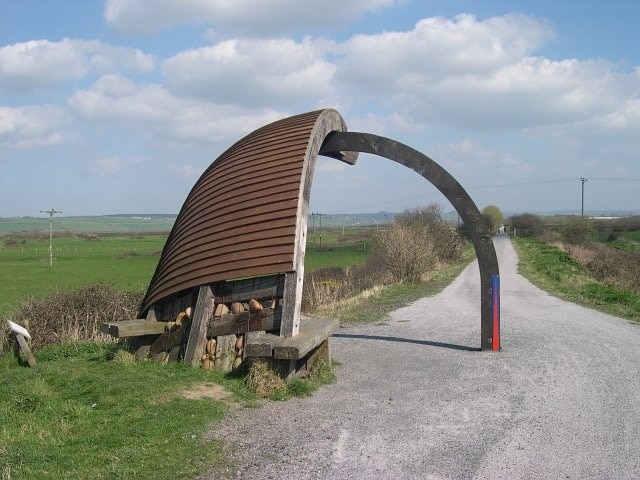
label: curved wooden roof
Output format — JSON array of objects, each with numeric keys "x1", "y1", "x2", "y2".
[{"x1": 140, "y1": 109, "x2": 352, "y2": 313}]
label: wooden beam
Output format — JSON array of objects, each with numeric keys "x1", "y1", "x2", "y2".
[
  {"x1": 274, "y1": 316, "x2": 339, "y2": 360},
  {"x1": 100, "y1": 319, "x2": 166, "y2": 338},
  {"x1": 184, "y1": 285, "x2": 215, "y2": 367},
  {"x1": 245, "y1": 316, "x2": 339, "y2": 360},
  {"x1": 207, "y1": 308, "x2": 281, "y2": 337},
  {"x1": 150, "y1": 328, "x2": 186, "y2": 355},
  {"x1": 14, "y1": 333, "x2": 36, "y2": 367}
]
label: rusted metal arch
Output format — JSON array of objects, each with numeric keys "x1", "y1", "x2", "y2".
[{"x1": 319, "y1": 131, "x2": 500, "y2": 351}]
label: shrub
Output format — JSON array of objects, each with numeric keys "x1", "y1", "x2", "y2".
[
  {"x1": 2, "y1": 284, "x2": 143, "y2": 353},
  {"x1": 561, "y1": 216, "x2": 594, "y2": 245},
  {"x1": 371, "y1": 204, "x2": 462, "y2": 283},
  {"x1": 507, "y1": 213, "x2": 543, "y2": 237}
]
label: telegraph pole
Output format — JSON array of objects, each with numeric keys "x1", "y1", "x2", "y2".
[
  {"x1": 40, "y1": 209, "x2": 62, "y2": 267},
  {"x1": 580, "y1": 178, "x2": 587, "y2": 217}
]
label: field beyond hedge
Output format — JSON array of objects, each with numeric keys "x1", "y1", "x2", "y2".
[{"x1": 0, "y1": 230, "x2": 374, "y2": 319}]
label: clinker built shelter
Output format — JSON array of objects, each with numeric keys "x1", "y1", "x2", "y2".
[{"x1": 102, "y1": 109, "x2": 500, "y2": 375}]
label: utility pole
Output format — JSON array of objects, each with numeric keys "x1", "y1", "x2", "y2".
[
  {"x1": 580, "y1": 178, "x2": 587, "y2": 217},
  {"x1": 40, "y1": 208, "x2": 62, "y2": 267}
]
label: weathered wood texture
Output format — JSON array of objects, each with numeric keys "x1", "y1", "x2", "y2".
[
  {"x1": 100, "y1": 319, "x2": 166, "y2": 337},
  {"x1": 14, "y1": 333, "x2": 36, "y2": 367},
  {"x1": 184, "y1": 286, "x2": 215, "y2": 367},
  {"x1": 245, "y1": 316, "x2": 339, "y2": 360},
  {"x1": 208, "y1": 308, "x2": 281, "y2": 337}
]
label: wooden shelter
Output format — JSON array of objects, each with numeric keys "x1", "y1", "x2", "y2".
[{"x1": 102, "y1": 108, "x2": 500, "y2": 375}]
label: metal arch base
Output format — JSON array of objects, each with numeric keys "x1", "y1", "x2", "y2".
[{"x1": 319, "y1": 131, "x2": 500, "y2": 351}]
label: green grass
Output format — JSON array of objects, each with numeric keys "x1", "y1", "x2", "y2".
[
  {"x1": 513, "y1": 237, "x2": 640, "y2": 322},
  {"x1": 0, "y1": 216, "x2": 175, "y2": 234},
  {"x1": 0, "y1": 236, "x2": 165, "y2": 318},
  {"x1": 329, "y1": 245, "x2": 476, "y2": 323},
  {"x1": 305, "y1": 248, "x2": 370, "y2": 272},
  {"x1": 0, "y1": 233, "x2": 375, "y2": 319},
  {"x1": 0, "y1": 343, "x2": 255, "y2": 480}
]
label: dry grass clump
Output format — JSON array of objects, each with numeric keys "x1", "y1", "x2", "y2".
[
  {"x1": 2, "y1": 284, "x2": 143, "y2": 353},
  {"x1": 245, "y1": 359, "x2": 287, "y2": 398},
  {"x1": 566, "y1": 242, "x2": 640, "y2": 294},
  {"x1": 302, "y1": 203, "x2": 463, "y2": 313}
]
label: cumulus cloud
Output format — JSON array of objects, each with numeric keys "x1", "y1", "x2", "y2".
[
  {"x1": 0, "y1": 39, "x2": 154, "y2": 92},
  {"x1": 163, "y1": 37, "x2": 335, "y2": 107},
  {"x1": 104, "y1": 0, "x2": 396, "y2": 35},
  {"x1": 431, "y1": 139, "x2": 532, "y2": 176},
  {"x1": 334, "y1": 13, "x2": 640, "y2": 132},
  {"x1": 0, "y1": 105, "x2": 66, "y2": 148},
  {"x1": 67, "y1": 74, "x2": 284, "y2": 145}
]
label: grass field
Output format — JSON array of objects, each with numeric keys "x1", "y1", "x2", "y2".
[
  {"x1": 0, "y1": 216, "x2": 176, "y2": 234},
  {"x1": 0, "y1": 236, "x2": 165, "y2": 318},
  {"x1": 0, "y1": 229, "x2": 374, "y2": 318}
]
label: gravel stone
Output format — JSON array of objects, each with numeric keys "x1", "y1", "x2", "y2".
[{"x1": 202, "y1": 237, "x2": 640, "y2": 479}]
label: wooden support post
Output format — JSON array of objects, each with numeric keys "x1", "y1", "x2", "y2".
[
  {"x1": 7, "y1": 320, "x2": 36, "y2": 367},
  {"x1": 14, "y1": 333, "x2": 36, "y2": 367},
  {"x1": 184, "y1": 285, "x2": 215, "y2": 367},
  {"x1": 281, "y1": 271, "x2": 302, "y2": 338}
]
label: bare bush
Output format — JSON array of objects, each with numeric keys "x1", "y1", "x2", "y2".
[
  {"x1": 566, "y1": 243, "x2": 640, "y2": 294},
  {"x1": 2, "y1": 284, "x2": 143, "y2": 353},
  {"x1": 561, "y1": 216, "x2": 595, "y2": 245},
  {"x1": 372, "y1": 204, "x2": 462, "y2": 283},
  {"x1": 507, "y1": 213, "x2": 543, "y2": 237}
]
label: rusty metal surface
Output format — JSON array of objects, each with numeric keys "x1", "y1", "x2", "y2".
[
  {"x1": 140, "y1": 109, "x2": 348, "y2": 314},
  {"x1": 319, "y1": 131, "x2": 500, "y2": 350}
]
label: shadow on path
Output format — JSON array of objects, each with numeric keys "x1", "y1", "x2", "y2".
[{"x1": 333, "y1": 333, "x2": 480, "y2": 352}]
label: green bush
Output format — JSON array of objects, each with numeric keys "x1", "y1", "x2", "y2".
[{"x1": 561, "y1": 216, "x2": 594, "y2": 245}]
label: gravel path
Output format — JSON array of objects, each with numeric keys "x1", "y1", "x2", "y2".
[{"x1": 204, "y1": 236, "x2": 640, "y2": 479}]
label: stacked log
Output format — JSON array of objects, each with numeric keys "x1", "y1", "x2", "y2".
[{"x1": 150, "y1": 296, "x2": 281, "y2": 371}]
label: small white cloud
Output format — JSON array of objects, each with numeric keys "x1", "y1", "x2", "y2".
[
  {"x1": 0, "y1": 39, "x2": 154, "y2": 92},
  {"x1": 431, "y1": 139, "x2": 532, "y2": 175},
  {"x1": 162, "y1": 37, "x2": 336, "y2": 108},
  {"x1": 168, "y1": 163, "x2": 202, "y2": 180},
  {"x1": 0, "y1": 105, "x2": 66, "y2": 148},
  {"x1": 68, "y1": 74, "x2": 285, "y2": 146},
  {"x1": 84, "y1": 156, "x2": 128, "y2": 177},
  {"x1": 316, "y1": 157, "x2": 347, "y2": 173}
]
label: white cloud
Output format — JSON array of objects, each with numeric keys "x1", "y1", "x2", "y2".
[
  {"x1": 334, "y1": 13, "x2": 640, "y2": 133},
  {"x1": 0, "y1": 39, "x2": 154, "y2": 92},
  {"x1": 84, "y1": 156, "x2": 128, "y2": 177},
  {"x1": 163, "y1": 37, "x2": 335, "y2": 107},
  {"x1": 104, "y1": 0, "x2": 396, "y2": 35},
  {"x1": 0, "y1": 105, "x2": 66, "y2": 148},
  {"x1": 431, "y1": 139, "x2": 532, "y2": 176},
  {"x1": 67, "y1": 74, "x2": 284, "y2": 145},
  {"x1": 337, "y1": 13, "x2": 554, "y2": 92}
]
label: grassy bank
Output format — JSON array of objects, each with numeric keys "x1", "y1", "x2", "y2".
[
  {"x1": 513, "y1": 237, "x2": 640, "y2": 322},
  {"x1": 317, "y1": 244, "x2": 476, "y2": 324},
  {"x1": 0, "y1": 343, "x2": 256, "y2": 480}
]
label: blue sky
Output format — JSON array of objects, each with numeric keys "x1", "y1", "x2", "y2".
[{"x1": 1, "y1": 0, "x2": 639, "y2": 218}]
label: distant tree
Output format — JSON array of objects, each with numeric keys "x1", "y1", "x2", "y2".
[
  {"x1": 507, "y1": 213, "x2": 543, "y2": 237},
  {"x1": 481, "y1": 205, "x2": 504, "y2": 234}
]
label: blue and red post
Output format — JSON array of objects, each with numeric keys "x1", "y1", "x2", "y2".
[{"x1": 491, "y1": 274, "x2": 500, "y2": 351}]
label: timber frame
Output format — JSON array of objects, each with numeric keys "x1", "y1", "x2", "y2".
[{"x1": 102, "y1": 108, "x2": 500, "y2": 373}]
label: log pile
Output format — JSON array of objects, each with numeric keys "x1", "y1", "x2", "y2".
[{"x1": 150, "y1": 296, "x2": 281, "y2": 372}]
